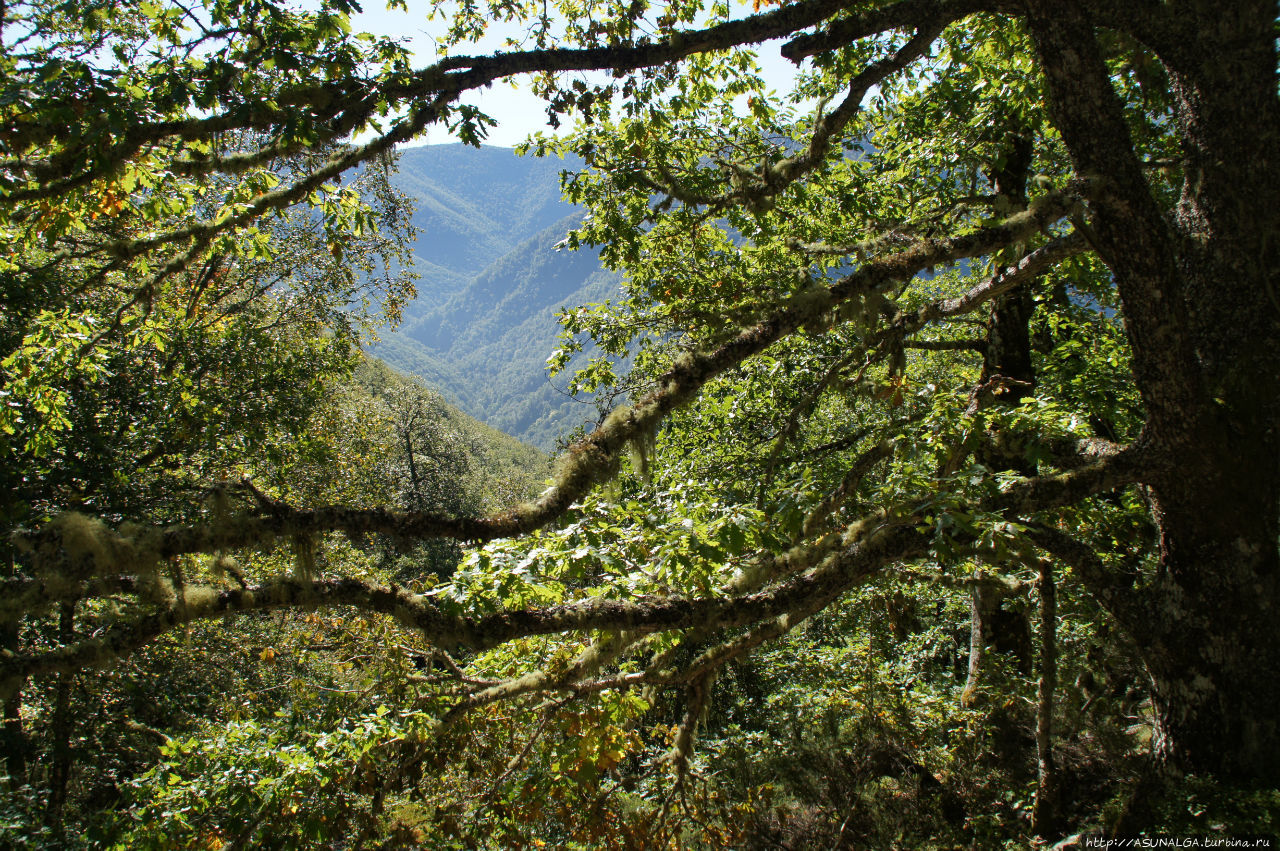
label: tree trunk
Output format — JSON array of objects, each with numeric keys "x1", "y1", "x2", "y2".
[
  {"x1": 1032, "y1": 558, "x2": 1059, "y2": 836},
  {"x1": 961, "y1": 581, "x2": 989, "y2": 708},
  {"x1": 961, "y1": 136, "x2": 1038, "y2": 712},
  {"x1": 1028, "y1": 0, "x2": 1280, "y2": 782},
  {"x1": 1, "y1": 618, "x2": 25, "y2": 786},
  {"x1": 1140, "y1": 0, "x2": 1280, "y2": 783},
  {"x1": 1141, "y1": 556, "x2": 1280, "y2": 781},
  {"x1": 1, "y1": 548, "x2": 27, "y2": 786},
  {"x1": 45, "y1": 602, "x2": 75, "y2": 832}
]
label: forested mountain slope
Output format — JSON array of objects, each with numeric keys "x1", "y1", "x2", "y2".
[
  {"x1": 354, "y1": 356, "x2": 549, "y2": 506},
  {"x1": 372, "y1": 145, "x2": 620, "y2": 448},
  {"x1": 392, "y1": 144, "x2": 578, "y2": 298}
]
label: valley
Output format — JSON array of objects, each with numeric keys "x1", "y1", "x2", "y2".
[{"x1": 372, "y1": 144, "x2": 621, "y2": 449}]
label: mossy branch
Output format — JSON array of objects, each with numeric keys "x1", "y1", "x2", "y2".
[
  {"x1": 3, "y1": 447, "x2": 1140, "y2": 693},
  {"x1": 15, "y1": 190, "x2": 1086, "y2": 587}
]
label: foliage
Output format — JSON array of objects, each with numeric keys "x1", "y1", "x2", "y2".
[
  {"x1": 4, "y1": 0, "x2": 1280, "y2": 846},
  {"x1": 114, "y1": 708, "x2": 428, "y2": 849}
]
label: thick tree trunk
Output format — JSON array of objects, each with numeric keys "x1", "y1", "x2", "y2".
[
  {"x1": 1142, "y1": 590, "x2": 1280, "y2": 780},
  {"x1": 1139, "y1": 0, "x2": 1280, "y2": 783},
  {"x1": 1149, "y1": 0, "x2": 1280, "y2": 782},
  {"x1": 1028, "y1": 0, "x2": 1280, "y2": 782}
]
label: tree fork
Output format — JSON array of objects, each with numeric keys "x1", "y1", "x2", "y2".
[{"x1": 1026, "y1": 0, "x2": 1280, "y2": 781}]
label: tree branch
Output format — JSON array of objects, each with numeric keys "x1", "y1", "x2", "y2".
[
  {"x1": 2, "y1": 0, "x2": 866, "y2": 205},
  {"x1": 644, "y1": 18, "x2": 953, "y2": 212},
  {"x1": 15, "y1": 190, "x2": 1084, "y2": 571},
  {"x1": 5, "y1": 446, "x2": 1142, "y2": 687},
  {"x1": 781, "y1": 0, "x2": 988, "y2": 61},
  {"x1": 1024, "y1": 524, "x2": 1147, "y2": 634},
  {"x1": 1023, "y1": 1, "x2": 1205, "y2": 447}
]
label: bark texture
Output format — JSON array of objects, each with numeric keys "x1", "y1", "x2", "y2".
[{"x1": 1027, "y1": 0, "x2": 1280, "y2": 780}]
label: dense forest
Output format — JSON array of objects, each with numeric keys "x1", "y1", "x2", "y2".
[{"x1": 2, "y1": 0, "x2": 1279, "y2": 847}]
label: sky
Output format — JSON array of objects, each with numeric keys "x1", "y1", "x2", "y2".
[{"x1": 350, "y1": 1, "x2": 804, "y2": 148}]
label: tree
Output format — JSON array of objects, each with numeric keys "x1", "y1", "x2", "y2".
[
  {"x1": 0, "y1": 80, "x2": 417, "y2": 827},
  {"x1": 3, "y1": 0, "x2": 1278, "y2": 833}
]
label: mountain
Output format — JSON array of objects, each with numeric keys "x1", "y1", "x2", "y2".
[
  {"x1": 371, "y1": 144, "x2": 622, "y2": 450},
  {"x1": 392, "y1": 144, "x2": 579, "y2": 301}
]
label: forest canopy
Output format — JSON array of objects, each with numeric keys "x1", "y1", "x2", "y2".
[{"x1": 2, "y1": 0, "x2": 1279, "y2": 845}]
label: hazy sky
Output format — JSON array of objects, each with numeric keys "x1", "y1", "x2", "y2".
[{"x1": 350, "y1": 1, "x2": 803, "y2": 148}]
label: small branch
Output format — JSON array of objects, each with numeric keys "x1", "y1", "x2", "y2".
[
  {"x1": 760, "y1": 347, "x2": 869, "y2": 503},
  {"x1": 442, "y1": 631, "x2": 639, "y2": 722},
  {"x1": 654, "y1": 18, "x2": 952, "y2": 212},
  {"x1": 801, "y1": 440, "x2": 896, "y2": 539},
  {"x1": 667, "y1": 672, "x2": 713, "y2": 775},
  {"x1": 903, "y1": 338, "x2": 986, "y2": 352},
  {"x1": 473, "y1": 699, "x2": 565, "y2": 802},
  {"x1": 891, "y1": 230, "x2": 1089, "y2": 340},
  {"x1": 4, "y1": 0, "x2": 866, "y2": 203},
  {"x1": 0, "y1": 576, "x2": 138, "y2": 613}
]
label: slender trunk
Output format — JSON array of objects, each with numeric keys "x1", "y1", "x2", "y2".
[
  {"x1": 1, "y1": 549, "x2": 26, "y2": 785},
  {"x1": 962, "y1": 136, "x2": 1037, "y2": 712},
  {"x1": 1, "y1": 618, "x2": 25, "y2": 785},
  {"x1": 1032, "y1": 558, "x2": 1059, "y2": 836},
  {"x1": 962, "y1": 136, "x2": 1042, "y2": 711},
  {"x1": 403, "y1": 430, "x2": 425, "y2": 512},
  {"x1": 44, "y1": 602, "x2": 74, "y2": 832},
  {"x1": 961, "y1": 581, "x2": 988, "y2": 708},
  {"x1": 2, "y1": 691, "x2": 23, "y2": 785}
]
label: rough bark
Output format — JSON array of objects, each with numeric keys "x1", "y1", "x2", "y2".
[
  {"x1": 1026, "y1": 0, "x2": 1280, "y2": 781},
  {"x1": 1139, "y1": 0, "x2": 1280, "y2": 782}
]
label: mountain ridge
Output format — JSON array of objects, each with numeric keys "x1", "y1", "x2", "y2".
[{"x1": 372, "y1": 144, "x2": 621, "y2": 450}]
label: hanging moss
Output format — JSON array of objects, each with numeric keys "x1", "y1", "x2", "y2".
[
  {"x1": 292, "y1": 533, "x2": 317, "y2": 581},
  {"x1": 136, "y1": 572, "x2": 176, "y2": 607},
  {"x1": 43, "y1": 513, "x2": 130, "y2": 576},
  {"x1": 178, "y1": 584, "x2": 224, "y2": 610},
  {"x1": 210, "y1": 554, "x2": 247, "y2": 588},
  {"x1": 627, "y1": 426, "x2": 657, "y2": 483}
]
